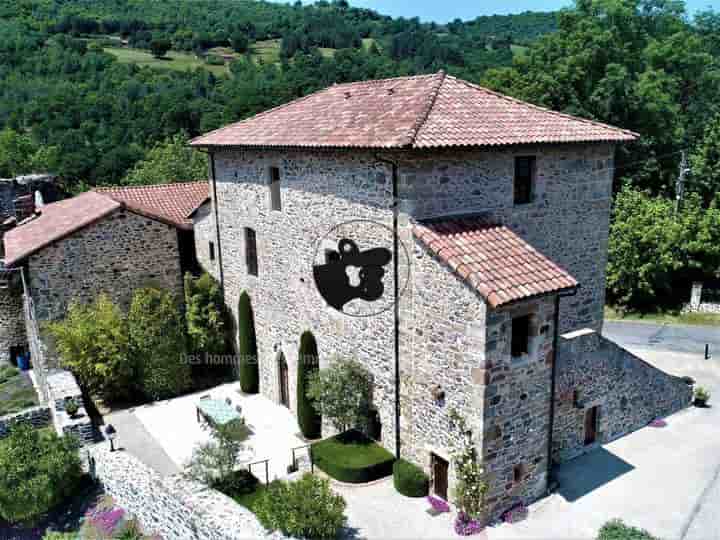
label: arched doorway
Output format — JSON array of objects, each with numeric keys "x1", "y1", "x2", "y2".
[{"x1": 277, "y1": 352, "x2": 289, "y2": 408}]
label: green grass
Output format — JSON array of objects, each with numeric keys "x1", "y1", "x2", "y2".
[
  {"x1": 234, "y1": 484, "x2": 267, "y2": 512},
  {"x1": 605, "y1": 306, "x2": 720, "y2": 327},
  {"x1": 251, "y1": 39, "x2": 281, "y2": 64},
  {"x1": 103, "y1": 47, "x2": 229, "y2": 75},
  {"x1": 312, "y1": 429, "x2": 395, "y2": 483},
  {"x1": 510, "y1": 44, "x2": 529, "y2": 57},
  {"x1": 0, "y1": 366, "x2": 38, "y2": 416}
]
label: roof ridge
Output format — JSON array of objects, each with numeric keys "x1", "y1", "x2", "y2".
[
  {"x1": 406, "y1": 70, "x2": 446, "y2": 147},
  {"x1": 443, "y1": 74, "x2": 640, "y2": 139},
  {"x1": 331, "y1": 72, "x2": 439, "y2": 90},
  {"x1": 95, "y1": 181, "x2": 207, "y2": 192},
  {"x1": 190, "y1": 87, "x2": 334, "y2": 146}
]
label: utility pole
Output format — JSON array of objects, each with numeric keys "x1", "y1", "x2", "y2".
[{"x1": 675, "y1": 150, "x2": 690, "y2": 214}]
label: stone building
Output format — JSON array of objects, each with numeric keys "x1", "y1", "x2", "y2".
[
  {"x1": 192, "y1": 71, "x2": 691, "y2": 521},
  {"x1": 0, "y1": 182, "x2": 208, "y2": 366}
]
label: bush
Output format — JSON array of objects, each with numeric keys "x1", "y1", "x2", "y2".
[
  {"x1": 49, "y1": 294, "x2": 133, "y2": 402},
  {"x1": 128, "y1": 287, "x2": 191, "y2": 400},
  {"x1": 312, "y1": 429, "x2": 395, "y2": 483},
  {"x1": 0, "y1": 424, "x2": 82, "y2": 523},
  {"x1": 238, "y1": 291, "x2": 259, "y2": 394},
  {"x1": 393, "y1": 458, "x2": 429, "y2": 497},
  {"x1": 254, "y1": 473, "x2": 346, "y2": 538},
  {"x1": 297, "y1": 330, "x2": 321, "y2": 439},
  {"x1": 597, "y1": 519, "x2": 657, "y2": 540},
  {"x1": 694, "y1": 386, "x2": 711, "y2": 405},
  {"x1": 149, "y1": 38, "x2": 171, "y2": 57},
  {"x1": 185, "y1": 272, "x2": 228, "y2": 357},
  {"x1": 213, "y1": 469, "x2": 259, "y2": 497},
  {"x1": 186, "y1": 418, "x2": 250, "y2": 487}
]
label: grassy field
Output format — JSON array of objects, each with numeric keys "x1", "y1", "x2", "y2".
[
  {"x1": 251, "y1": 39, "x2": 282, "y2": 63},
  {"x1": 0, "y1": 365, "x2": 38, "y2": 416},
  {"x1": 510, "y1": 44, "x2": 529, "y2": 57},
  {"x1": 103, "y1": 47, "x2": 229, "y2": 75},
  {"x1": 605, "y1": 306, "x2": 720, "y2": 327}
]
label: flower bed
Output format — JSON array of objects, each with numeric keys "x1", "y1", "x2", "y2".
[
  {"x1": 311, "y1": 429, "x2": 395, "y2": 483},
  {"x1": 454, "y1": 512, "x2": 483, "y2": 536},
  {"x1": 426, "y1": 496, "x2": 450, "y2": 513}
]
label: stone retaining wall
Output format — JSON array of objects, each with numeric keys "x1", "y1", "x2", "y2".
[
  {"x1": 0, "y1": 405, "x2": 51, "y2": 437},
  {"x1": 552, "y1": 329, "x2": 692, "y2": 463},
  {"x1": 87, "y1": 445, "x2": 285, "y2": 540}
]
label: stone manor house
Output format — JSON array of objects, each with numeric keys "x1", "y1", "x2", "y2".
[{"x1": 190, "y1": 71, "x2": 692, "y2": 520}]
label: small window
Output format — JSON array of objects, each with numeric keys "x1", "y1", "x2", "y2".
[
  {"x1": 514, "y1": 156, "x2": 535, "y2": 205},
  {"x1": 245, "y1": 228, "x2": 258, "y2": 276},
  {"x1": 209, "y1": 241, "x2": 215, "y2": 261},
  {"x1": 511, "y1": 315, "x2": 531, "y2": 358},
  {"x1": 513, "y1": 464, "x2": 525, "y2": 484},
  {"x1": 269, "y1": 166, "x2": 281, "y2": 211}
]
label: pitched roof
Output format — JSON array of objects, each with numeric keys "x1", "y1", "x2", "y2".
[
  {"x1": 96, "y1": 182, "x2": 209, "y2": 230},
  {"x1": 191, "y1": 72, "x2": 638, "y2": 149},
  {"x1": 413, "y1": 218, "x2": 578, "y2": 307},
  {"x1": 3, "y1": 191, "x2": 121, "y2": 267},
  {"x1": 3, "y1": 182, "x2": 210, "y2": 267}
]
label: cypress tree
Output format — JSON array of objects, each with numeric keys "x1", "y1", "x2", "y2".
[
  {"x1": 297, "y1": 330, "x2": 321, "y2": 439},
  {"x1": 238, "y1": 291, "x2": 259, "y2": 394}
]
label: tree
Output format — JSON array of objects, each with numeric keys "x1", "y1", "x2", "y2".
[
  {"x1": 149, "y1": 38, "x2": 171, "y2": 58},
  {"x1": 237, "y1": 291, "x2": 259, "y2": 394},
  {"x1": 185, "y1": 272, "x2": 227, "y2": 357},
  {"x1": 230, "y1": 32, "x2": 249, "y2": 53},
  {"x1": 121, "y1": 134, "x2": 207, "y2": 186},
  {"x1": 306, "y1": 356, "x2": 372, "y2": 433},
  {"x1": 49, "y1": 295, "x2": 133, "y2": 402},
  {"x1": 186, "y1": 418, "x2": 250, "y2": 487},
  {"x1": 297, "y1": 331, "x2": 321, "y2": 439},
  {"x1": 0, "y1": 424, "x2": 82, "y2": 523},
  {"x1": 128, "y1": 287, "x2": 191, "y2": 400},
  {"x1": 690, "y1": 114, "x2": 720, "y2": 206}
]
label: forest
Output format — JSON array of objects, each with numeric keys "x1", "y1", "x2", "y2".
[{"x1": 0, "y1": 0, "x2": 719, "y2": 311}]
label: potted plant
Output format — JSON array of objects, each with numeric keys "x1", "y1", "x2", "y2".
[
  {"x1": 694, "y1": 387, "x2": 711, "y2": 407},
  {"x1": 65, "y1": 398, "x2": 80, "y2": 418}
]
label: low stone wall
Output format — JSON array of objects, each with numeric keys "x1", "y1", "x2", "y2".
[
  {"x1": 683, "y1": 281, "x2": 720, "y2": 314},
  {"x1": 552, "y1": 329, "x2": 692, "y2": 463},
  {"x1": 0, "y1": 405, "x2": 51, "y2": 438},
  {"x1": 87, "y1": 445, "x2": 285, "y2": 540},
  {"x1": 46, "y1": 369, "x2": 96, "y2": 445}
]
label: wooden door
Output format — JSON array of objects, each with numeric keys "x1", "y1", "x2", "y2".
[
  {"x1": 431, "y1": 453, "x2": 449, "y2": 500},
  {"x1": 584, "y1": 406, "x2": 598, "y2": 445},
  {"x1": 278, "y1": 353, "x2": 289, "y2": 408}
]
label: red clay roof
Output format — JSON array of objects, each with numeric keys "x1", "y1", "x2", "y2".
[
  {"x1": 413, "y1": 218, "x2": 578, "y2": 307},
  {"x1": 96, "y1": 182, "x2": 209, "y2": 230},
  {"x1": 191, "y1": 72, "x2": 638, "y2": 149},
  {"x1": 3, "y1": 191, "x2": 121, "y2": 267}
]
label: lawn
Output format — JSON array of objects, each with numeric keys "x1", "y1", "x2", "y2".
[
  {"x1": 234, "y1": 484, "x2": 266, "y2": 512},
  {"x1": 312, "y1": 429, "x2": 395, "y2": 483},
  {"x1": 0, "y1": 365, "x2": 38, "y2": 416},
  {"x1": 605, "y1": 306, "x2": 720, "y2": 327},
  {"x1": 103, "y1": 47, "x2": 229, "y2": 76},
  {"x1": 251, "y1": 39, "x2": 281, "y2": 64}
]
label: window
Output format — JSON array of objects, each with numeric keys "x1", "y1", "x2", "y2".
[
  {"x1": 209, "y1": 241, "x2": 215, "y2": 261},
  {"x1": 514, "y1": 156, "x2": 535, "y2": 205},
  {"x1": 269, "y1": 166, "x2": 281, "y2": 211},
  {"x1": 324, "y1": 249, "x2": 340, "y2": 264},
  {"x1": 511, "y1": 315, "x2": 531, "y2": 357},
  {"x1": 245, "y1": 228, "x2": 258, "y2": 276},
  {"x1": 513, "y1": 464, "x2": 525, "y2": 484}
]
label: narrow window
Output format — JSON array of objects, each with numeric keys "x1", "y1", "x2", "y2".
[
  {"x1": 513, "y1": 464, "x2": 525, "y2": 484},
  {"x1": 269, "y1": 166, "x2": 281, "y2": 211},
  {"x1": 209, "y1": 241, "x2": 215, "y2": 261},
  {"x1": 245, "y1": 228, "x2": 258, "y2": 276},
  {"x1": 511, "y1": 315, "x2": 531, "y2": 358},
  {"x1": 514, "y1": 156, "x2": 535, "y2": 205},
  {"x1": 584, "y1": 405, "x2": 599, "y2": 445}
]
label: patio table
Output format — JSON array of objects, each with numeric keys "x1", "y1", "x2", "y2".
[{"x1": 196, "y1": 398, "x2": 241, "y2": 426}]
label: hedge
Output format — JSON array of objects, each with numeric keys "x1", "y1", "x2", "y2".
[
  {"x1": 393, "y1": 458, "x2": 429, "y2": 497},
  {"x1": 238, "y1": 291, "x2": 259, "y2": 394},
  {"x1": 312, "y1": 430, "x2": 395, "y2": 483},
  {"x1": 597, "y1": 520, "x2": 657, "y2": 540},
  {"x1": 297, "y1": 331, "x2": 321, "y2": 439}
]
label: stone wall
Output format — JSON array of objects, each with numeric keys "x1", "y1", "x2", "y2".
[
  {"x1": 0, "y1": 271, "x2": 26, "y2": 364},
  {"x1": 0, "y1": 405, "x2": 51, "y2": 438},
  {"x1": 683, "y1": 282, "x2": 720, "y2": 314},
  {"x1": 193, "y1": 200, "x2": 221, "y2": 282},
  {"x1": 552, "y1": 329, "x2": 692, "y2": 463},
  {"x1": 87, "y1": 445, "x2": 283, "y2": 540},
  {"x1": 25, "y1": 208, "x2": 183, "y2": 343},
  {"x1": 46, "y1": 369, "x2": 96, "y2": 445}
]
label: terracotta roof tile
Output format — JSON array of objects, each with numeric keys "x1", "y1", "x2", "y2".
[
  {"x1": 3, "y1": 192, "x2": 121, "y2": 267},
  {"x1": 191, "y1": 72, "x2": 638, "y2": 149},
  {"x1": 95, "y1": 182, "x2": 209, "y2": 229},
  {"x1": 413, "y1": 218, "x2": 578, "y2": 307}
]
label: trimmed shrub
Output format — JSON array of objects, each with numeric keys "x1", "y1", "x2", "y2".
[
  {"x1": 393, "y1": 458, "x2": 429, "y2": 497},
  {"x1": 597, "y1": 519, "x2": 657, "y2": 540},
  {"x1": 128, "y1": 287, "x2": 191, "y2": 400},
  {"x1": 213, "y1": 469, "x2": 259, "y2": 497},
  {"x1": 0, "y1": 424, "x2": 82, "y2": 523},
  {"x1": 312, "y1": 429, "x2": 395, "y2": 483},
  {"x1": 238, "y1": 291, "x2": 259, "y2": 394},
  {"x1": 254, "y1": 473, "x2": 346, "y2": 538},
  {"x1": 297, "y1": 330, "x2": 321, "y2": 439}
]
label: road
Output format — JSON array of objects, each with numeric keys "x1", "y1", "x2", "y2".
[{"x1": 604, "y1": 320, "x2": 720, "y2": 357}]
